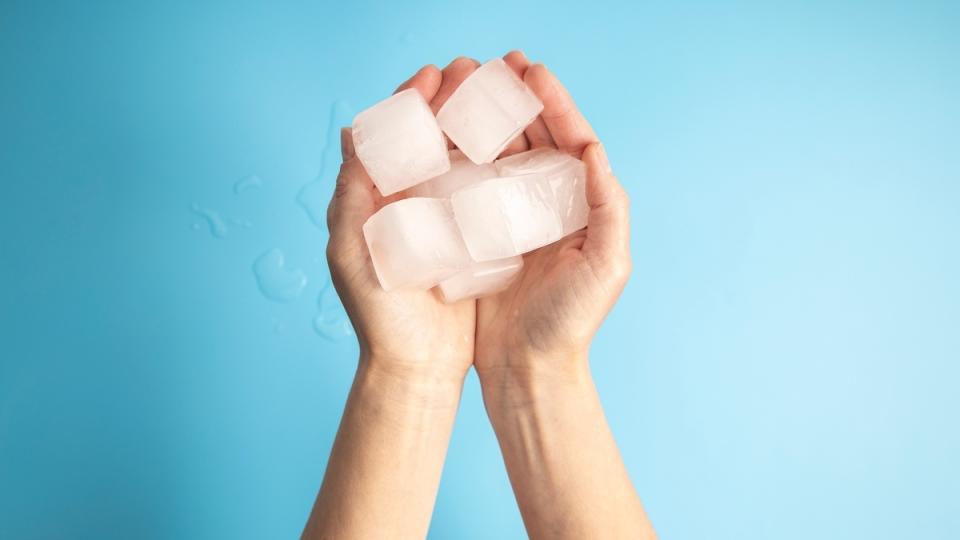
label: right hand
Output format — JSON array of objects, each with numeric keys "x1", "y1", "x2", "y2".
[{"x1": 473, "y1": 52, "x2": 633, "y2": 381}]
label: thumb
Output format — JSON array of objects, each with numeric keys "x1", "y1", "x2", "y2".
[
  {"x1": 581, "y1": 142, "x2": 632, "y2": 277},
  {"x1": 327, "y1": 128, "x2": 375, "y2": 247},
  {"x1": 340, "y1": 126, "x2": 356, "y2": 160}
]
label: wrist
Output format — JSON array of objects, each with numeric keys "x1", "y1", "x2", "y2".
[
  {"x1": 355, "y1": 355, "x2": 466, "y2": 411},
  {"x1": 476, "y1": 349, "x2": 594, "y2": 417}
]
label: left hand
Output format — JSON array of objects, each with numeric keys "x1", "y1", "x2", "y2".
[{"x1": 325, "y1": 62, "x2": 484, "y2": 384}]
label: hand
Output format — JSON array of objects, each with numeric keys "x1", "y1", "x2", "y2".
[
  {"x1": 326, "y1": 62, "x2": 486, "y2": 384},
  {"x1": 474, "y1": 52, "x2": 632, "y2": 379}
]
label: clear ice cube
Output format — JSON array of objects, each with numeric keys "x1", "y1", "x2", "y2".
[
  {"x1": 407, "y1": 149, "x2": 499, "y2": 199},
  {"x1": 436, "y1": 58, "x2": 544, "y2": 165},
  {"x1": 451, "y1": 174, "x2": 562, "y2": 262},
  {"x1": 362, "y1": 198, "x2": 472, "y2": 291},
  {"x1": 352, "y1": 89, "x2": 450, "y2": 196},
  {"x1": 438, "y1": 256, "x2": 524, "y2": 303}
]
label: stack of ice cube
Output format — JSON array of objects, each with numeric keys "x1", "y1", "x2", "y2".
[{"x1": 352, "y1": 58, "x2": 589, "y2": 303}]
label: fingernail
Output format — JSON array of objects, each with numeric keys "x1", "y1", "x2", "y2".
[
  {"x1": 596, "y1": 143, "x2": 612, "y2": 174},
  {"x1": 340, "y1": 127, "x2": 355, "y2": 160}
]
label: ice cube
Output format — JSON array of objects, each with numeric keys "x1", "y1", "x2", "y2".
[
  {"x1": 352, "y1": 89, "x2": 450, "y2": 196},
  {"x1": 451, "y1": 174, "x2": 562, "y2": 262},
  {"x1": 546, "y1": 161, "x2": 589, "y2": 235},
  {"x1": 436, "y1": 58, "x2": 544, "y2": 165},
  {"x1": 362, "y1": 198, "x2": 472, "y2": 291},
  {"x1": 438, "y1": 256, "x2": 524, "y2": 303},
  {"x1": 494, "y1": 147, "x2": 577, "y2": 176},
  {"x1": 496, "y1": 149, "x2": 589, "y2": 235},
  {"x1": 407, "y1": 149, "x2": 499, "y2": 199}
]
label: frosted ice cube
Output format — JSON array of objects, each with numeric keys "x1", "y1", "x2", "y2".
[
  {"x1": 407, "y1": 149, "x2": 499, "y2": 199},
  {"x1": 362, "y1": 198, "x2": 472, "y2": 291},
  {"x1": 494, "y1": 147, "x2": 577, "y2": 176},
  {"x1": 352, "y1": 89, "x2": 450, "y2": 196},
  {"x1": 438, "y1": 256, "x2": 524, "y2": 303},
  {"x1": 436, "y1": 58, "x2": 544, "y2": 165},
  {"x1": 496, "y1": 149, "x2": 589, "y2": 235},
  {"x1": 451, "y1": 174, "x2": 562, "y2": 262}
]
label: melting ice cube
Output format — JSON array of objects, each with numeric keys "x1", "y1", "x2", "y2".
[
  {"x1": 438, "y1": 256, "x2": 524, "y2": 303},
  {"x1": 451, "y1": 174, "x2": 562, "y2": 262},
  {"x1": 436, "y1": 59, "x2": 544, "y2": 165},
  {"x1": 494, "y1": 147, "x2": 575, "y2": 176},
  {"x1": 407, "y1": 149, "x2": 499, "y2": 199},
  {"x1": 496, "y1": 148, "x2": 589, "y2": 235},
  {"x1": 352, "y1": 89, "x2": 450, "y2": 196},
  {"x1": 362, "y1": 198, "x2": 472, "y2": 291}
]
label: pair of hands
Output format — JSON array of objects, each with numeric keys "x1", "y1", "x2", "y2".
[{"x1": 326, "y1": 50, "x2": 631, "y2": 390}]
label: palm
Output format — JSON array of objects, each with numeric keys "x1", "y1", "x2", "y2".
[{"x1": 475, "y1": 234, "x2": 592, "y2": 359}]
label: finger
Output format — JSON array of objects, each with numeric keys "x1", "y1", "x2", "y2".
[
  {"x1": 580, "y1": 142, "x2": 630, "y2": 266},
  {"x1": 431, "y1": 56, "x2": 480, "y2": 114},
  {"x1": 503, "y1": 49, "x2": 530, "y2": 77},
  {"x1": 524, "y1": 64, "x2": 597, "y2": 156},
  {"x1": 328, "y1": 128, "x2": 376, "y2": 243},
  {"x1": 340, "y1": 126, "x2": 355, "y2": 161},
  {"x1": 502, "y1": 50, "x2": 553, "y2": 149},
  {"x1": 524, "y1": 116, "x2": 554, "y2": 149},
  {"x1": 394, "y1": 64, "x2": 443, "y2": 102}
]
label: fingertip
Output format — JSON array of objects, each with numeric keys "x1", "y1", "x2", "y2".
[
  {"x1": 523, "y1": 63, "x2": 551, "y2": 91},
  {"x1": 418, "y1": 63, "x2": 442, "y2": 84},
  {"x1": 504, "y1": 49, "x2": 528, "y2": 61},
  {"x1": 448, "y1": 56, "x2": 481, "y2": 70},
  {"x1": 340, "y1": 127, "x2": 355, "y2": 161},
  {"x1": 582, "y1": 142, "x2": 626, "y2": 210},
  {"x1": 395, "y1": 64, "x2": 443, "y2": 101},
  {"x1": 503, "y1": 50, "x2": 531, "y2": 78}
]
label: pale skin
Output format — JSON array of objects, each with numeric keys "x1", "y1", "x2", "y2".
[{"x1": 301, "y1": 51, "x2": 656, "y2": 540}]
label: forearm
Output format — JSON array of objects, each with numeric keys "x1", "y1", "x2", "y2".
[
  {"x1": 302, "y1": 359, "x2": 464, "y2": 540},
  {"x1": 479, "y1": 356, "x2": 656, "y2": 540}
]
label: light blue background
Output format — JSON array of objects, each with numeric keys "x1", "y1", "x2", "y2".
[{"x1": 1, "y1": 1, "x2": 958, "y2": 538}]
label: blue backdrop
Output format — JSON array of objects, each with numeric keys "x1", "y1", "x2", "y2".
[{"x1": 1, "y1": 1, "x2": 958, "y2": 538}]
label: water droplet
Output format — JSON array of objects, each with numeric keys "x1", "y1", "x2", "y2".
[
  {"x1": 191, "y1": 222, "x2": 201, "y2": 231},
  {"x1": 234, "y1": 174, "x2": 263, "y2": 195},
  {"x1": 313, "y1": 278, "x2": 354, "y2": 340},
  {"x1": 191, "y1": 204, "x2": 229, "y2": 238},
  {"x1": 298, "y1": 100, "x2": 354, "y2": 229},
  {"x1": 252, "y1": 248, "x2": 308, "y2": 302}
]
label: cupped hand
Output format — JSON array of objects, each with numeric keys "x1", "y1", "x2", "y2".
[
  {"x1": 474, "y1": 51, "x2": 633, "y2": 377},
  {"x1": 326, "y1": 61, "x2": 485, "y2": 383}
]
